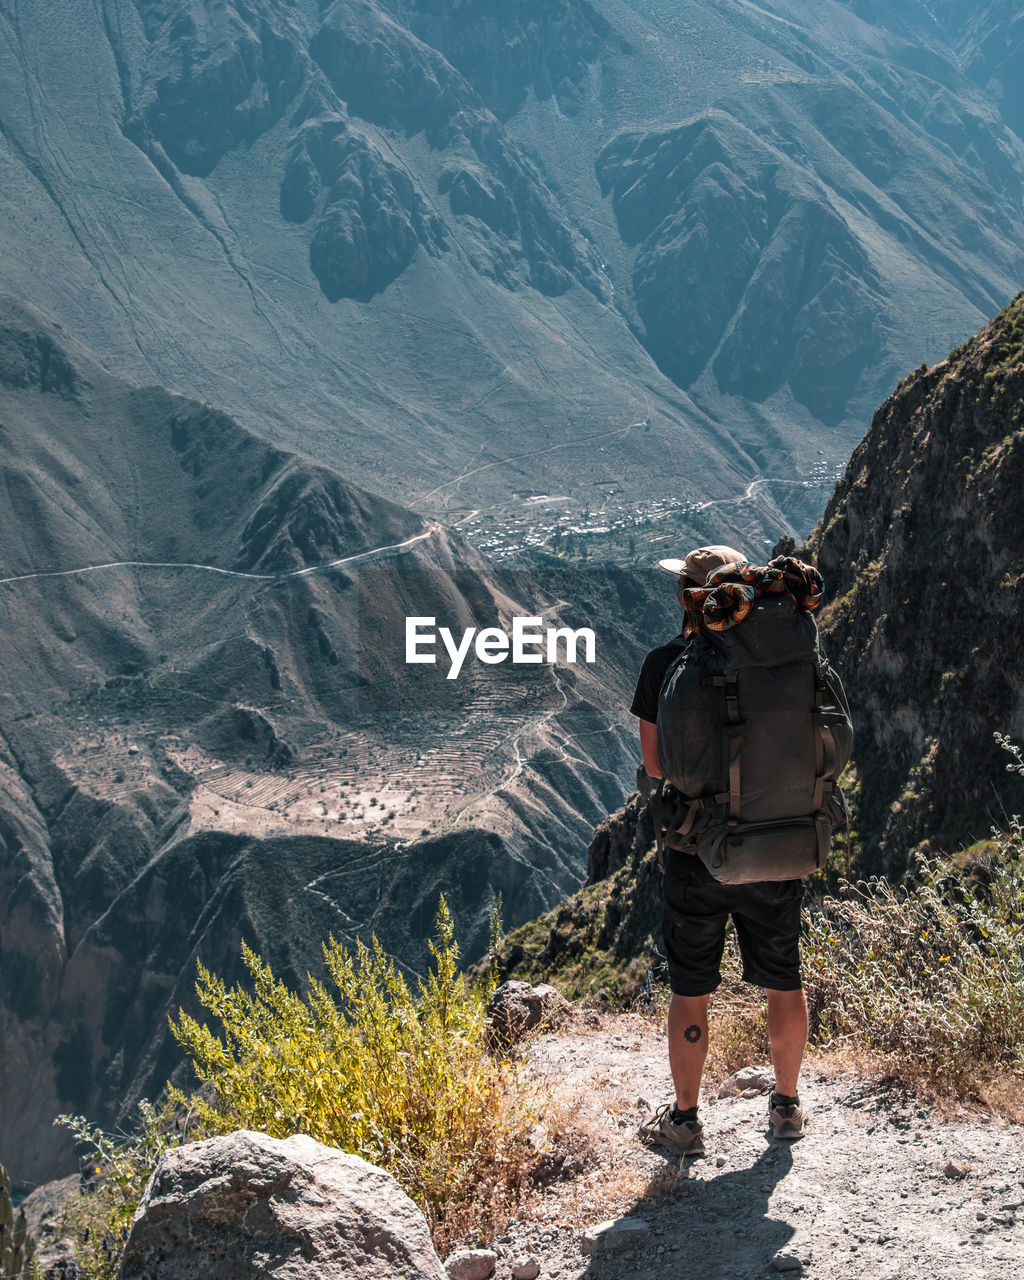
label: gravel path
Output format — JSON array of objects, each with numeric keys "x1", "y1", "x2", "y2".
[{"x1": 480, "y1": 1012, "x2": 1024, "y2": 1280}]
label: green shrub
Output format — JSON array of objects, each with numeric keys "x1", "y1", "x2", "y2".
[
  {"x1": 56, "y1": 1100, "x2": 181, "y2": 1280},
  {"x1": 168, "y1": 895, "x2": 534, "y2": 1245}
]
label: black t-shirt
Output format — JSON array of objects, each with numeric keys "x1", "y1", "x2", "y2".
[{"x1": 630, "y1": 634, "x2": 688, "y2": 724}]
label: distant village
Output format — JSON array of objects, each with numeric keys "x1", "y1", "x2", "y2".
[{"x1": 459, "y1": 458, "x2": 839, "y2": 562}]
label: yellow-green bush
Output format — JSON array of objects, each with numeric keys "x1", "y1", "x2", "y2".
[
  {"x1": 168, "y1": 896, "x2": 534, "y2": 1243},
  {"x1": 56, "y1": 1099, "x2": 181, "y2": 1280},
  {"x1": 58, "y1": 898, "x2": 536, "y2": 1273}
]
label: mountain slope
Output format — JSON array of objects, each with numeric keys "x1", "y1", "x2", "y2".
[
  {"x1": 2, "y1": 1, "x2": 1024, "y2": 541},
  {"x1": 0, "y1": 296, "x2": 656, "y2": 1184},
  {"x1": 0, "y1": 0, "x2": 772, "y2": 546},
  {"x1": 492, "y1": 294, "x2": 1024, "y2": 1000},
  {"x1": 805, "y1": 290, "x2": 1024, "y2": 872}
]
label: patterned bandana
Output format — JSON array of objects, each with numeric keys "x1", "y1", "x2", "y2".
[{"x1": 680, "y1": 556, "x2": 824, "y2": 637}]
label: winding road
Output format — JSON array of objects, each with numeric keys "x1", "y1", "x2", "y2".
[{"x1": 0, "y1": 525, "x2": 441, "y2": 589}]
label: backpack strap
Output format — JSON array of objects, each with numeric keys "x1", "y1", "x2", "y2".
[
  {"x1": 649, "y1": 776, "x2": 667, "y2": 871},
  {"x1": 811, "y1": 668, "x2": 842, "y2": 811},
  {"x1": 656, "y1": 792, "x2": 706, "y2": 869},
  {"x1": 724, "y1": 675, "x2": 743, "y2": 822},
  {"x1": 811, "y1": 667, "x2": 854, "y2": 870},
  {"x1": 673, "y1": 796, "x2": 704, "y2": 841},
  {"x1": 814, "y1": 811, "x2": 832, "y2": 868},
  {"x1": 706, "y1": 673, "x2": 744, "y2": 822}
]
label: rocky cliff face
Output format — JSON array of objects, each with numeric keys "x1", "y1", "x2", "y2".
[
  {"x1": 499, "y1": 292, "x2": 1024, "y2": 994},
  {"x1": 595, "y1": 111, "x2": 883, "y2": 426},
  {"x1": 806, "y1": 290, "x2": 1024, "y2": 873}
]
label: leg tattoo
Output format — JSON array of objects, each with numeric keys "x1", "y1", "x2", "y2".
[{"x1": 684, "y1": 1024, "x2": 703, "y2": 1044}]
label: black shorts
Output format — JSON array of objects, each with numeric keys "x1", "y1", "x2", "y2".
[{"x1": 662, "y1": 851, "x2": 804, "y2": 997}]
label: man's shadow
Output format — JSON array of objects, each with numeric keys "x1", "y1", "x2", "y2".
[{"x1": 582, "y1": 1139, "x2": 797, "y2": 1278}]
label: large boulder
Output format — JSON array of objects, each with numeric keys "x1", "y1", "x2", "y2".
[{"x1": 117, "y1": 1130, "x2": 447, "y2": 1280}]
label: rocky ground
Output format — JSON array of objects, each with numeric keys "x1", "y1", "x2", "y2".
[
  {"x1": 23, "y1": 1008, "x2": 1023, "y2": 1280},
  {"x1": 480, "y1": 1012, "x2": 1024, "y2": 1280}
]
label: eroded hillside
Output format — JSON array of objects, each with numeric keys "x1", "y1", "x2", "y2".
[
  {"x1": 2, "y1": 1, "x2": 1024, "y2": 538},
  {"x1": 0, "y1": 297, "x2": 650, "y2": 1184}
]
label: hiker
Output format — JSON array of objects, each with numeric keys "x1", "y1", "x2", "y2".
[{"x1": 631, "y1": 545, "x2": 841, "y2": 1156}]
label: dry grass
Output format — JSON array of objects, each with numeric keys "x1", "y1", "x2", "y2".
[
  {"x1": 802, "y1": 1039, "x2": 1024, "y2": 1125},
  {"x1": 799, "y1": 834, "x2": 1024, "y2": 1109}
]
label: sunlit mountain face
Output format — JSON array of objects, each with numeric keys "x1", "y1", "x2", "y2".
[{"x1": 1, "y1": 0, "x2": 1022, "y2": 543}]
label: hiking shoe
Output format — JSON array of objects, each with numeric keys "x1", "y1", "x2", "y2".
[
  {"x1": 638, "y1": 1104, "x2": 706, "y2": 1157},
  {"x1": 769, "y1": 1094, "x2": 806, "y2": 1140}
]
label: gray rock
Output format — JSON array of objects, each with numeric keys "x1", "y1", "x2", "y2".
[
  {"x1": 771, "y1": 1252, "x2": 804, "y2": 1272},
  {"x1": 20, "y1": 1173, "x2": 80, "y2": 1277},
  {"x1": 444, "y1": 1249, "x2": 497, "y2": 1280},
  {"x1": 511, "y1": 1256, "x2": 541, "y2": 1280},
  {"x1": 581, "y1": 1217, "x2": 651, "y2": 1254},
  {"x1": 117, "y1": 1130, "x2": 447, "y2": 1279},
  {"x1": 487, "y1": 981, "x2": 570, "y2": 1049},
  {"x1": 718, "y1": 1065, "x2": 775, "y2": 1097}
]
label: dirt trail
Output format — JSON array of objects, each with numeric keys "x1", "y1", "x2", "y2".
[
  {"x1": 0, "y1": 526, "x2": 440, "y2": 588},
  {"x1": 489, "y1": 1013, "x2": 1024, "y2": 1280}
]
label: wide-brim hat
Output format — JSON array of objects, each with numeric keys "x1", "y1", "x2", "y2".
[{"x1": 657, "y1": 545, "x2": 746, "y2": 586}]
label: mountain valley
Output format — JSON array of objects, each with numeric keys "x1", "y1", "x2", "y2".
[
  {"x1": 3, "y1": 0, "x2": 1024, "y2": 1201},
  {"x1": 3, "y1": 0, "x2": 1024, "y2": 538},
  {"x1": 0, "y1": 296, "x2": 661, "y2": 1183}
]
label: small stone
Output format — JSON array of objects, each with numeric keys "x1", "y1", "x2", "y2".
[
  {"x1": 445, "y1": 1249, "x2": 497, "y2": 1280},
  {"x1": 716, "y1": 1157, "x2": 727, "y2": 1168},
  {"x1": 771, "y1": 1253, "x2": 804, "y2": 1273},
  {"x1": 944, "y1": 1160, "x2": 971, "y2": 1180},
  {"x1": 487, "y1": 981, "x2": 570, "y2": 1050},
  {"x1": 511, "y1": 1257, "x2": 541, "y2": 1280},
  {"x1": 718, "y1": 1065, "x2": 774, "y2": 1097},
  {"x1": 581, "y1": 1217, "x2": 651, "y2": 1254}
]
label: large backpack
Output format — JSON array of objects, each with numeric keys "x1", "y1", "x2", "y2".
[{"x1": 655, "y1": 558, "x2": 852, "y2": 883}]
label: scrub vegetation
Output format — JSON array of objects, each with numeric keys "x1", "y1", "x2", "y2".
[
  {"x1": 499, "y1": 738, "x2": 1024, "y2": 1115},
  {"x1": 56, "y1": 899, "x2": 543, "y2": 1276},
  {"x1": 53, "y1": 747, "x2": 1024, "y2": 1278}
]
